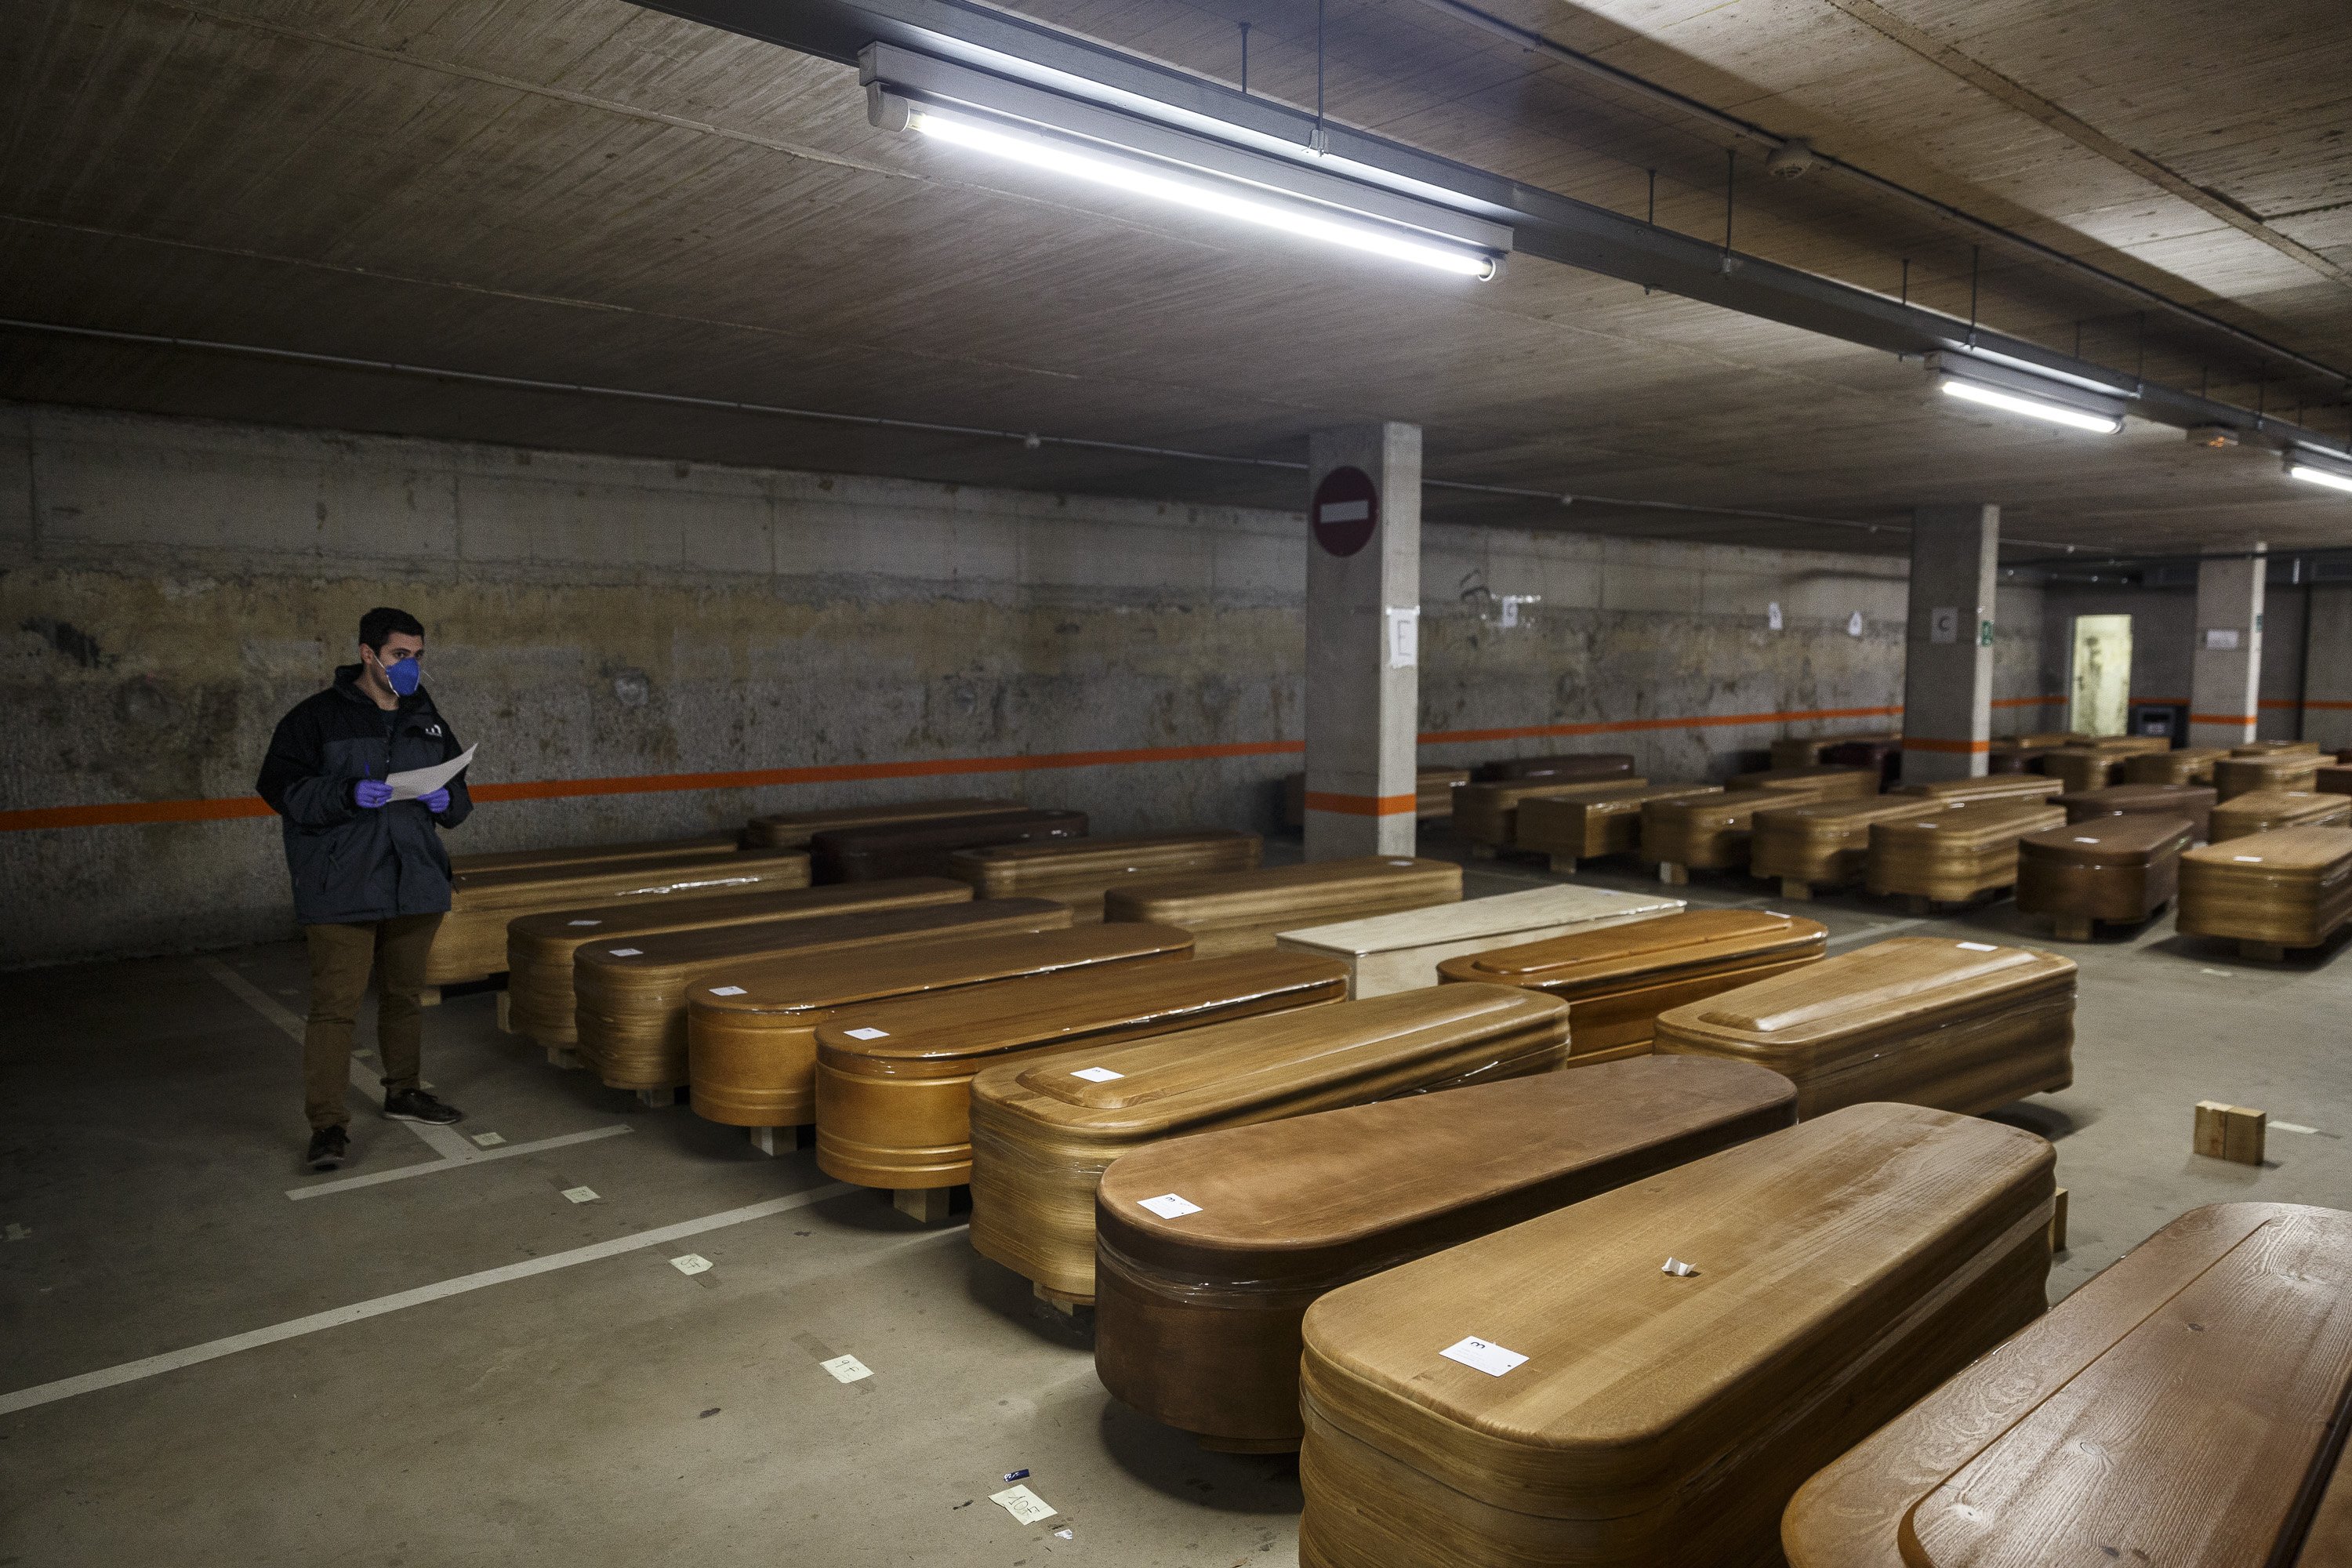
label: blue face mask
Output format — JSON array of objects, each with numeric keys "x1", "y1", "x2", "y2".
[{"x1": 383, "y1": 656, "x2": 422, "y2": 697}]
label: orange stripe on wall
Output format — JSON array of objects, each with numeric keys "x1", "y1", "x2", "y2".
[
  {"x1": 1302, "y1": 791, "x2": 1419, "y2": 817},
  {"x1": 1417, "y1": 704, "x2": 1903, "y2": 746},
  {"x1": 1904, "y1": 738, "x2": 1991, "y2": 754},
  {"x1": 2189, "y1": 713, "x2": 2259, "y2": 727}
]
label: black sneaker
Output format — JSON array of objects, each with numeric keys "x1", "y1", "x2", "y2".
[
  {"x1": 383, "y1": 1088, "x2": 465, "y2": 1125},
  {"x1": 307, "y1": 1125, "x2": 350, "y2": 1171}
]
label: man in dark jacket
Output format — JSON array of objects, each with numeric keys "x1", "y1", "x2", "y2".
[{"x1": 256, "y1": 606, "x2": 474, "y2": 1171}]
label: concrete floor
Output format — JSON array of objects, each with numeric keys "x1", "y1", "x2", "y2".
[{"x1": 4, "y1": 830, "x2": 2349, "y2": 1566}]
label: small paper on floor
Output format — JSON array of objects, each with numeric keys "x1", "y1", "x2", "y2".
[
  {"x1": 2273, "y1": 1122, "x2": 2321, "y2": 1135},
  {"x1": 4, "y1": 1223, "x2": 29, "y2": 1241},
  {"x1": 990, "y1": 1484, "x2": 1057, "y2": 1526},
  {"x1": 473, "y1": 1131, "x2": 506, "y2": 1148},
  {"x1": 819, "y1": 1354, "x2": 873, "y2": 1385},
  {"x1": 670, "y1": 1254, "x2": 713, "y2": 1276},
  {"x1": 561, "y1": 1185, "x2": 599, "y2": 1203}
]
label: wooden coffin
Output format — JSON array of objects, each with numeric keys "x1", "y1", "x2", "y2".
[
  {"x1": 448, "y1": 830, "x2": 740, "y2": 877},
  {"x1": 2055, "y1": 781, "x2": 2216, "y2": 840},
  {"x1": 1472, "y1": 753, "x2": 1636, "y2": 784},
  {"x1": 1295, "y1": 1102, "x2": 2055, "y2": 1568},
  {"x1": 1513, "y1": 784, "x2": 1723, "y2": 871},
  {"x1": 2234, "y1": 739, "x2": 2321, "y2": 757},
  {"x1": 1749, "y1": 796, "x2": 1947, "y2": 896},
  {"x1": 2015, "y1": 813, "x2": 2194, "y2": 933},
  {"x1": 808, "y1": 808, "x2": 1087, "y2": 883},
  {"x1": 2214, "y1": 751, "x2": 2324, "y2": 800},
  {"x1": 688, "y1": 920, "x2": 1190, "y2": 1130},
  {"x1": 2323, "y1": 764, "x2": 2352, "y2": 797},
  {"x1": 2177, "y1": 826, "x2": 2352, "y2": 954},
  {"x1": 812, "y1": 950, "x2": 1348, "y2": 1191},
  {"x1": 1104, "y1": 856, "x2": 1464, "y2": 958},
  {"x1": 1784, "y1": 1201, "x2": 2352, "y2": 1568},
  {"x1": 1820, "y1": 737, "x2": 1901, "y2": 783},
  {"x1": 1653, "y1": 936, "x2": 2075, "y2": 1117},
  {"x1": 575, "y1": 897, "x2": 1069, "y2": 1092},
  {"x1": 1865, "y1": 798, "x2": 2067, "y2": 904},
  {"x1": 1639, "y1": 778, "x2": 1860, "y2": 877},
  {"x1": 2041, "y1": 746, "x2": 2122, "y2": 793},
  {"x1": 1436, "y1": 909, "x2": 1827, "y2": 1061},
  {"x1": 743, "y1": 797, "x2": 1025, "y2": 849},
  {"x1": 427, "y1": 847, "x2": 811, "y2": 987},
  {"x1": 2209, "y1": 787, "x2": 2352, "y2": 840},
  {"x1": 1096, "y1": 1055, "x2": 1798, "y2": 1451},
  {"x1": 1283, "y1": 768, "x2": 1468, "y2": 826},
  {"x1": 2122, "y1": 745, "x2": 2227, "y2": 786},
  {"x1": 1892, "y1": 774, "x2": 2063, "y2": 804},
  {"x1": 1275, "y1": 886, "x2": 1682, "y2": 998},
  {"x1": 1725, "y1": 764, "x2": 1882, "y2": 800},
  {"x1": 966, "y1": 984, "x2": 1571, "y2": 1302},
  {"x1": 1986, "y1": 733, "x2": 2075, "y2": 774},
  {"x1": 944, "y1": 829, "x2": 1261, "y2": 921},
  {"x1": 505, "y1": 877, "x2": 971, "y2": 1046},
  {"x1": 1454, "y1": 778, "x2": 1650, "y2": 852},
  {"x1": 1771, "y1": 731, "x2": 1899, "y2": 771}
]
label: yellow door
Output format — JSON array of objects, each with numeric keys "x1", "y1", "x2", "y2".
[{"x1": 2067, "y1": 615, "x2": 2133, "y2": 736}]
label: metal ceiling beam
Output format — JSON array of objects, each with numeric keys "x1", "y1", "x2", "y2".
[{"x1": 630, "y1": 0, "x2": 2351, "y2": 460}]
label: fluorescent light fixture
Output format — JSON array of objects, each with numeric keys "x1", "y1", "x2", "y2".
[
  {"x1": 2286, "y1": 451, "x2": 2352, "y2": 495},
  {"x1": 860, "y1": 43, "x2": 1508, "y2": 281},
  {"x1": 1925, "y1": 352, "x2": 2129, "y2": 435}
]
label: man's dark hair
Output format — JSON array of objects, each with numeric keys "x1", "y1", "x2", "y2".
[{"x1": 358, "y1": 607, "x2": 425, "y2": 652}]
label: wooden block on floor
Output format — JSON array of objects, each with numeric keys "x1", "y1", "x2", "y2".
[
  {"x1": 2194, "y1": 1100, "x2": 2266, "y2": 1164},
  {"x1": 1548, "y1": 854, "x2": 1577, "y2": 874},
  {"x1": 637, "y1": 1086, "x2": 677, "y2": 1109},
  {"x1": 747, "y1": 1124, "x2": 804, "y2": 1156},
  {"x1": 894, "y1": 1186, "x2": 953, "y2": 1225},
  {"x1": 1033, "y1": 1279, "x2": 1087, "y2": 1316},
  {"x1": 1780, "y1": 879, "x2": 1813, "y2": 902},
  {"x1": 2240, "y1": 940, "x2": 2288, "y2": 962},
  {"x1": 419, "y1": 986, "x2": 442, "y2": 1008},
  {"x1": 2049, "y1": 1185, "x2": 2068, "y2": 1252},
  {"x1": 1658, "y1": 862, "x2": 1689, "y2": 886},
  {"x1": 545, "y1": 1045, "x2": 583, "y2": 1070},
  {"x1": 1905, "y1": 895, "x2": 1933, "y2": 916},
  {"x1": 1468, "y1": 844, "x2": 1498, "y2": 859},
  {"x1": 495, "y1": 990, "x2": 512, "y2": 1034},
  {"x1": 2053, "y1": 914, "x2": 2095, "y2": 942}
]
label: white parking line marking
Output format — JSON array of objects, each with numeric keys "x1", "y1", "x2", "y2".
[{"x1": 285, "y1": 1125, "x2": 633, "y2": 1200}]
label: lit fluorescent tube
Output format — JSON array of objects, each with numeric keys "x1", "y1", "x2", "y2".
[
  {"x1": 1925, "y1": 352, "x2": 2129, "y2": 435},
  {"x1": 904, "y1": 103, "x2": 1497, "y2": 278},
  {"x1": 1938, "y1": 375, "x2": 2123, "y2": 434},
  {"x1": 2286, "y1": 453, "x2": 2352, "y2": 495}
]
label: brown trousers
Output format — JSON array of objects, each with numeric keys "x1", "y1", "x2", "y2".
[{"x1": 303, "y1": 913, "x2": 443, "y2": 1130}]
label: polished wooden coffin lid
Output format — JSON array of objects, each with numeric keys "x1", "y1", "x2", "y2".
[
  {"x1": 2214, "y1": 753, "x2": 2324, "y2": 798},
  {"x1": 1298, "y1": 1102, "x2": 2054, "y2": 1519},
  {"x1": 1098, "y1": 1055, "x2": 1797, "y2": 1292},
  {"x1": 1104, "y1": 856, "x2": 1462, "y2": 927},
  {"x1": 809, "y1": 809, "x2": 1087, "y2": 880},
  {"x1": 944, "y1": 829, "x2": 1260, "y2": 898},
  {"x1": 1436, "y1": 909, "x2": 1826, "y2": 999},
  {"x1": 2210, "y1": 787, "x2": 2352, "y2": 837},
  {"x1": 2122, "y1": 746, "x2": 2227, "y2": 784},
  {"x1": 2054, "y1": 782, "x2": 2216, "y2": 820},
  {"x1": 1276, "y1": 886, "x2": 1679, "y2": 961},
  {"x1": 969, "y1": 984, "x2": 1570, "y2": 1142},
  {"x1": 1867, "y1": 798, "x2": 2065, "y2": 851},
  {"x1": 1656, "y1": 937, "x2": 2074, "y2": 1065},
  {"x1": 1727, "y1": 764, "x2": 1881, "y2": 793},
  {"x1": 2233, "y1": 740, "x2": 2321, "y2": 757},
  {"x1": 1893, "y1": 775, "x2": 2063, "y2": 803},
  {"x1": 744, "y1": 797, "x2": 1025, "y2": 849},
  {"x1": 585, "y1": 897, "x2": 1071, "y2": 1001},
  {"x1": 1784, "y1": 1202, "x2": 2352, "y2": 1567},
  {"x1": 1752, "y1": 796, "x2": 1948, "y2": 837},
  {"x1": 1453, "y1": 776, "x2": 1652, "y2": 823},
  {"x1": 450, "y1": 830, "x2": 740, "y2": 877},
  {"x1": 508, "y1": 877, "x2": 971, "y2": 958},
  {"x1": 451, "y1": 845, "x2": 807, "y2": 913},
  {"x1": 1472, "y1": 753, "x2": 1635, "y2": 782},
  {"x1": 2182, "y1": 823, "x2": 2352, "y2": 876},
  {"x1": 815, "y1": 949, "x2": 1347, "y2": 1081},
  {"x1": 2020, "y1": 812, "x2": 2196, "y2": 867},
  {"x1": 1515, "y1": 782, "x2": 1722, "y2": 833}
]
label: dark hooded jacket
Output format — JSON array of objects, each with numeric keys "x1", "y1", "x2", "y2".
[{"x1": 255, "y1": 664, "x2": 473, "y2": 925}]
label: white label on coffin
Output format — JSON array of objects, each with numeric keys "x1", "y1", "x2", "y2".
[
  {"x1": 608, "y1": 947, "x2": 643, "y2": 957},
  {"x1": 1071, "y1": 1066, "x2": 1123, "y2": 1083},
  {"x1": 1956, "y1": 942, "x2": 1998, "y2": 952},
  {"x1": 2074, "y1": 837, "x2": 2100, "y2": 843},
  {"x1": 708, "y1": 985, "x2": 747, "y2": 996},
  {"x1": 1138, "y1": 1193, "x2": 1202, "y2": 1219},
  {"x1": 843, "y1": 1027, "x2": 890, "y2": 1040},
  {"x1": 2234, "y1": 855, "x2": 2263, "y2": 863},
  {"x1": 567, "y1": 919, "x2": 602, "y2": 926},
  {"x1": 1440, "y1": 1336, "x2": 1528, "y2": 1377}
]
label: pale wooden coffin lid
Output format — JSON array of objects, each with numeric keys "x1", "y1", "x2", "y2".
[
  {"x1": 1663, "y1": 937, "x2": 2075, "y2": 1054},
  {"x1": 1519, "y1": 783, "x2": 1723, "y2": 820},
  {"x1": 1893, "y1": 775, "x2": 2064, "y2": 801},
  {"x1": 2211, "y1": 789, "x2": 2352, "y2": 826},
  {"x1": 1098, "y1": 1055, "x2": 1795, "y2": 1287},
  {"x1": 1784, "y1": 1202, "x2": 2352, "y2": 1567},
  {"x1": 1276, "y1": 886, "x2": 1680, "y2": 960},
  {"x1": 1642, "y1": 793, "x2": 1784, "y2": 831},
  {"x1": 452, "y1": 847, "x2": 805, "y2": 911},
  {"x1": 2183, "y1": 824, "x2": 2352, "y2": 874},
  {"x1": 1478, "y1": 753, "x2": 1636, "y2": 781},
  {"x1": 1105, "y1": 856, "x2": 1463, "y2": 924},
  {"x1": 2020, "y1": 813, "x2": 2196, "y2": 867},
  {"x1": 1867, "y1": 800, "x2": 2065, "y2": 850},
  {"x1": 1454, "y1": 778, "x2": 1652, "y2": 811},
  {"x1": 1299, "y1": 1102, "x2": 2053, "y2": 1520},
  {"x1": 2216, "y1": 754, "x2": 2323, "y2": 783},
  {"x1": 687, "y1": 920, "x2": 1187, "y2": 1019},
  {"x1": 1726, "y1": 765, "x2": 1878, "y2": 791},
  {"x1": 944, "y1": 829, "x2": 1259, "y2": 880},
  {"x1": 970, "y1": 984, "x2": 1568, "y2": 1139},
  {"x1": 1752, "y1": 797, "x2": 1948, "y2": 832},
  {"x1": 2052, "y1": 782, "x2": 2216, "y2": 813},
  {"x1": 746, "y1": 797, "x2": 1024, "y2": 841},
  {"x1": 814, "y1": 949, "x2": 1348, "y2": 1079},
  {"x1": 507, "y1": 877, "x2": 971, "y2": 953},
  {"x1": 2232, "y1": 741, "x2": 2323, "y2": 757},
  {"x1": 809, "y1": 809, "x2": 1087, "y2": 864},
  {"x1": 450, "y1": 830, "x2": 740, "y2": 877},
  {"x1": 1438, "y1": 909, "x2": 1824, "y2": 993},
  {"x1": 581, "y1": 897, "x2": 1069, "y2": 990}
]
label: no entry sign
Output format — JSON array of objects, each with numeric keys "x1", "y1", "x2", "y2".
[{"x1": 1312, "y1": 466, "x2": 1378, "y2": 557}]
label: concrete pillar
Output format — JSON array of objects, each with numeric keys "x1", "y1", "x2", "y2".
[
  {"x1": 2303, "y1": 584, "x2": 2352, "y2": 753},
  {"x1": 1900, "y1": 503, "x2": 2000, "y2": 784},
  {"x1": 1303, "y1": 423, "x2": 1421, "y2": 859},
  {"x1": 2187, "y1": 546, "x2": 2265, "y2": 749}
]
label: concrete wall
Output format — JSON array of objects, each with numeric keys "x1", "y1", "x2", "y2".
[
  {"x1": 2039, "y1": 572, "x2": 2309, "y2": 741},
  {"x1": 6, "y1": 402, "x2": 2027, "y2": 965}
]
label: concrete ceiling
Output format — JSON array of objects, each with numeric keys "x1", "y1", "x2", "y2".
[{"x1": 4, "y1": 0, "x2": 2350, "y2": 556}]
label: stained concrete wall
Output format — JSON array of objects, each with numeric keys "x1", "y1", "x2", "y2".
[
  {"x1": 2039, "y1": 573, "x2": 2307, "y2": 741},
  {"x1": 6, "y1": 402, "x2": 2032, "y2": 965}
]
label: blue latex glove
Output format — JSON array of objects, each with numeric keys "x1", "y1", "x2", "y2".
[
  {"x1": 355, "y1": 779, "x2": 394, "y2": 808},
  {"x1": 419, "y1": 787, "x2": 451, "y2": 815}
]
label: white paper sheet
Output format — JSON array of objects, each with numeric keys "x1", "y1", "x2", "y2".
[
  {"x1": 1439, "y1": 1336, "x2": 1526, "y2": 1377},
  {"x1": 990, "y1": 1485, "x2": 1057, "y2": 1525},
  {"x1": 387, "y1": 745, "x2": 475, "y2": 802}
]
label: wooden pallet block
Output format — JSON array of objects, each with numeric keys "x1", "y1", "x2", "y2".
[
  {"x1": 2177, "y1": 826, "x2": 2352, "y2": 953},
  {"x1": 943, "y1": 829, "x2": 1260, "y2": 922},
  {"x1": 1094, "y1": 1056, "x2": 1798, "y2": 1451},
  {"x1": 1274, "y1": 885, "x2": 1681, "y2": 997},
  {"x1": 743, "y1": 797, "x2": 1025, "y2": 850},
  {"x1": 1104, "y1": 856, "x2": 1463, "y2": 958},
  {"x1": 1297, "y1": 1104, "x2": 2055, "y2": 1568},
  {"x1": 2194, "y1": 1099, "x2": 2267, "y2": 1163},
  {"x1": 2016, "y1": 814, "x2": 2196, "y2": 932}
]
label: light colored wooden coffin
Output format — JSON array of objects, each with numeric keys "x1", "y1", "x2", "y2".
[
  {"x1": 1104, "y1": 856, "x2": 1464, "y2": 958},
  {"x1": 1275, "y1": 886, "x2": 1682, "y2": 998},
  {"x1": 1437, "y1": 908, "x2": 1828, "y2": 1059},
  {"x1": 1724, "y1": 764, "x2": 1883, "y2": 800},
  {"x1": 1295, "y1": 1102, "x2": 2055, "y2": 1568},
  {"x1": 2041, "y1": 746, "x2": 2121, "y2": 794},
  {"x1": 2015, "y1": 814, "x2": 2194, "y2": 930},
  {"x1": 505, "y1": 877, "x2": 971, "y2": 1045},
  {"x1": 1892, "y1": 774, "x2": 2063, "y2": 804},
  {"x1": 2054, "y1": 781, "x2": 2216, "y2": 840},
  {"x1": 1096, "y1": 1056, "x2": 1798, "y2": 1451},
  {"x1": 1513, "y1": 784, "x2": 1723, "y2": 870},
  {"x1": 2209, "y1": 787, "x2": 2352, "y2": 840},
  {"x1": 1472, "y1": 753, "x2": 1636, "y2": 784},
  {"x1": 2178, "y1": 826, "x2": 2352, "y2": 952},
  {"x1": 1653, "y1": 936, "x2": 2075, "y2": 1117},
  {"x1": 743, "y1": 797, "x2": 1025, "y2": 849},
  {"x1": 2214, "y1": 752, "x2": 2325, "y2": 800},
  {"x1": 449, "y1": 830, "x2": 740, "y2": 877},
  {"x1": 1453, "y1": 778, "x2": 1650, "y2": 851},
  {"x1": 1283, "y1": 768, "x2": 1468, "y2": 826},
  {"x1": 1865, "y1": 798, "x2": 2067, "y2": 902},
  {"x1": 1750, "y1": 796, "x2": 1948, "y2": 895},
  {"x1": 943, "y1": 829, "x2": 1260, "y2": 922},
  {"x1": 1639, "y1": 779, "x2": 1861, "y2": 875},
  {"x1": 2121, "y1": 745, "x2": 2227, "y2": 785},
  {"x1": 808, "y1": 808, "x2": 1087, "y2": 883},
  {"x1": 428, "y1": 847, "x2": 811, "y2": 987},
  {"x1": 575, "y1": 897, "x2": 1069, "y2": 1092},
  {"x1": 688, "y1": 921, "x2": 1189, "y2": 1130},
  {"x1": 2234, "y1": 739, "x2": 2322, "y2": 757},
  {"x1": 812, "y1": 949, "x2": 1348, "y2": 1190},
  {"x1": 966, "y1": 984, "x2": 1571, "y2": 1301},
  {"x1": 1784, "y1": 1201, "x2": 2352, "y2": 1568}
]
